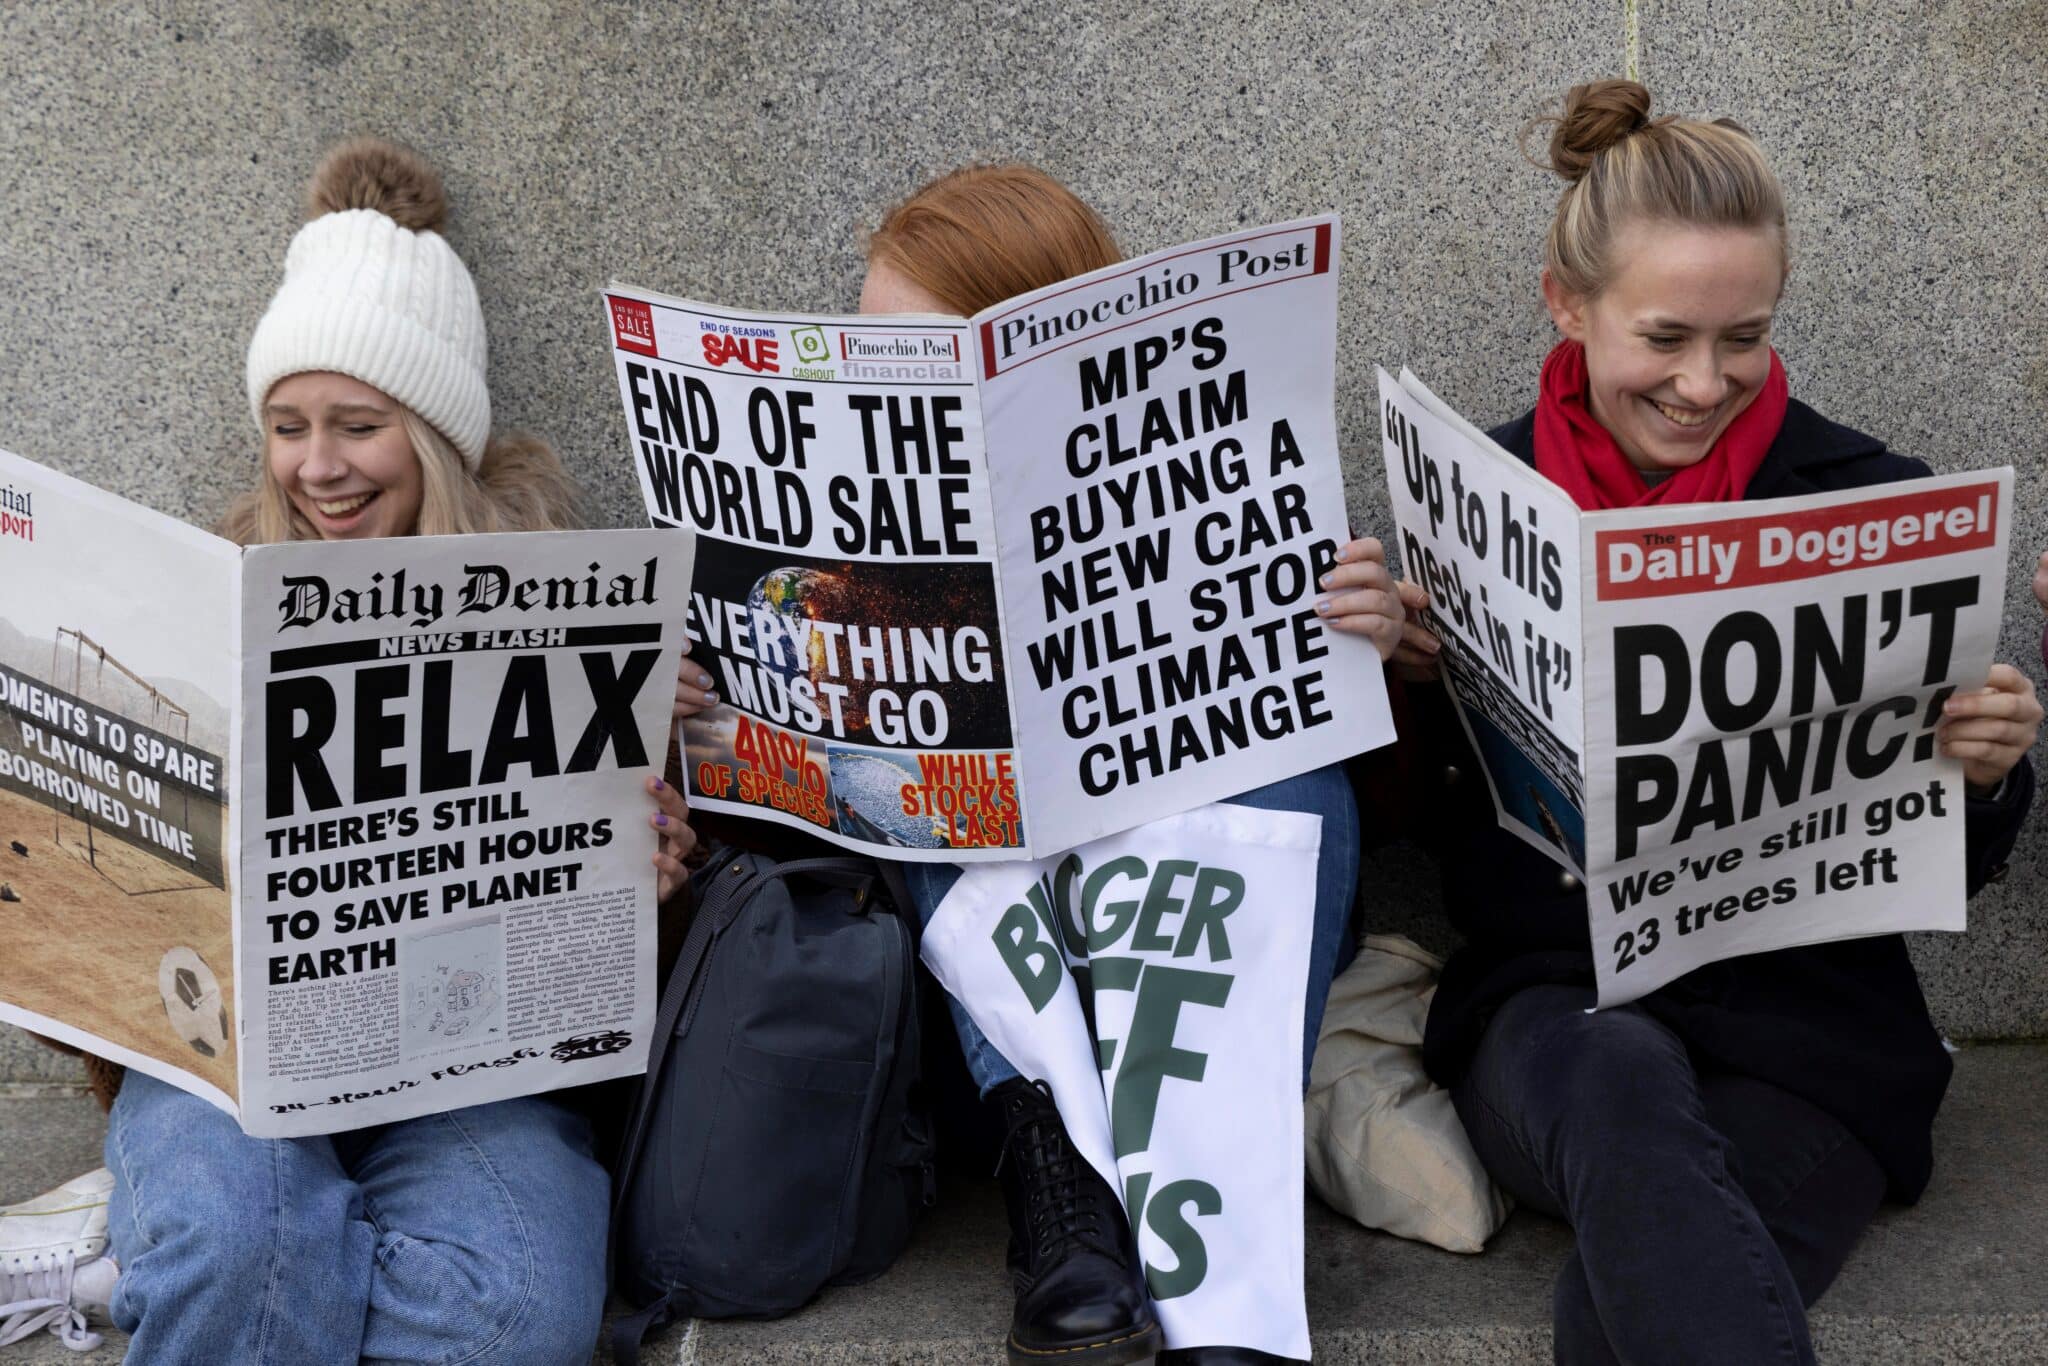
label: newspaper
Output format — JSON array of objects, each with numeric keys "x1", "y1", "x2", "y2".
[
  {"x1": 1378, "y1": 369, "x2": 2010, "y2": 1005},
  {"x1": 603, "y1": 215, "x2": 1393, "y2": 861},
  {"x1": 0, "y1": 448, "x2": 691, "y2": 1134}
]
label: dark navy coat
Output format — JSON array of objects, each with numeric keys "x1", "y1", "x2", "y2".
[{"x1": 1418, "y1": 397, "x2": 2035, "y2": 1201}]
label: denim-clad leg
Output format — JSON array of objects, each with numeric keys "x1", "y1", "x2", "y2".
[
  {"x1": 106, "y1": 1070, "x2": 376, "y2": 1366},
  {"x1": 908, "y1": 763, "x2": 1360, "y2": 1097},
  {"x1": 1453, "y1": 984, "x2": 1884, "y2": 1366},
  {"x1": 106, "y1": 1073, "x2": 608, "y2": 1366},
  {"x1": 905, "y1": 858, "x2": 1021, "y2": 1095},
  {"x1": 342, "y1": 1094, "x2": 610, "y2": 1366},
  {"x1": 1541, "y1": 1069, "x2": 1886, "y2": 1366}
]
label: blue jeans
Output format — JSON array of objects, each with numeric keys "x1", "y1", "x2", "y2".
[
  {"x1": 1454, "y1": 984, "x2": 1887, "y2": 1366},
  {"x1": 907, "y1": 765, "x2": 1360, "y2": 1097},
  {"x1": 104, "y1": 1072, "x2": 609, "y2": 1366}
]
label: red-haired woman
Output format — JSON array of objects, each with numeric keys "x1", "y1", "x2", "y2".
[{"x1": 786, "y1": 165, "x2": 1399, "y2": 1366}]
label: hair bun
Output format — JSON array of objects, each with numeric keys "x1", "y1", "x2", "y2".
[
  {"x1": 1544, "y1": 80, "x2": 1655, "y2": 182},
  {"x1": 304, "y1": 137, "x2": 448, "y2": 232}
]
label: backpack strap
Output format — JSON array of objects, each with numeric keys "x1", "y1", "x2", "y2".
[
  {"x1": 609, "y1": 1293, "x2": 670, "y2": 1366},
  {"x1": 611, "y1": 847, "x2": 761, "y2": 1215},
  {"x1": 872, "y1": 860, "x2": 921, "y2": 947}
]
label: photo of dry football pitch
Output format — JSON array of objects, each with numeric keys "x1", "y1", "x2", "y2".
[{"x1": 0, "y1": 783, "x2": 236, "y2": 1097}]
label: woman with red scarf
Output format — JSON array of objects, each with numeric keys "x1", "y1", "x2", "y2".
[{"x1": 1338, "y1": 80, "x2": 2041, "y2": 1364}]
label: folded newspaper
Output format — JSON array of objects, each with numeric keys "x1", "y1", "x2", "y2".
[
  {"x1": 601, "y1": 216, "x2": 1395, "y2": 861},
  {"x1": 0, "y1": 449, "x2": 691, "y2": 1135},
  {"x1": 1377, "y1": 368, "x2": 2010, "y2": 1006}
]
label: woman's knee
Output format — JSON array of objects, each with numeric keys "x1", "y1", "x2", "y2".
[
  {"x1": 108, "y1": 1075, "x2": 289, "y2": 1264},
  {"x1": 1466, "y1": 988, "x2": 1715, "y2": 1169},
  {"x1": 494, "y1": 1275, "x2": 607, "y2": 1366},
  {"x1": 383, "y1": 1229, "x2": 604, "y2": 1366},
  {"x1": 364, "y1": 1099, "x2": 609, "y2": 1364},
  {"x1": 1226, "y1": 764, "x2": 1357, "y2": 827}
]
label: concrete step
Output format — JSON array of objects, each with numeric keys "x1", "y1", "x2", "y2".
[
  {"x1": 0, "y1": 1027, "x2": 88, "y2": 1087},
  {"x1": 5, "y1": 1046, "x2": 2045, "y2": 1364},
  {"x1": 685, "y1": 1042, "x2": 2048, "y2": 1364}
]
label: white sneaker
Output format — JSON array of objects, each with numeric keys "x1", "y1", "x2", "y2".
[{"x1": 0, "y1": 1168, "x2": 118, "y2": 1352}]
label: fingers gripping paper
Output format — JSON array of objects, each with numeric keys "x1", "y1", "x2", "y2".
[{"x1": 920, "y1": 805, "x2": 1319, "y2": 1358}]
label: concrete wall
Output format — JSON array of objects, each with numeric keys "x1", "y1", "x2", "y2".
[{"x1": 3, "y1": 0, "x2": 2043, "y2": 1084}]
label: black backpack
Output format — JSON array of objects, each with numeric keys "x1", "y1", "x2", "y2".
[{"x1": 608, "y1": 846, "x2": 935, "y2": 1362}]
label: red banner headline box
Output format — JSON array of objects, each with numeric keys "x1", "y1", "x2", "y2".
[{"x1": 1594, "y1": 481, "x2": 2000, "y2": 600}]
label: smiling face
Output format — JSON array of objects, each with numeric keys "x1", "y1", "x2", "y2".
[
  {"x1": 1544, "y1": 221, "x2": 1785, "y2": 472},
  {"x1": 264, "y1": 371, "x2": 425, "y2": 539}
]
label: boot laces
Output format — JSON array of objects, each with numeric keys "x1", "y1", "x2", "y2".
[
  {"x1": 0, "y1": 1251, "x2": 102, "y2": 1352},
  {"x1": 999, "y1": 1081, "x2": 1120, "y2": 1264}
]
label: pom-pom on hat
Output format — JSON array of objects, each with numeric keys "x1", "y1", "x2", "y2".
[{"x1": 246, "y1": 138, "x2": 489, "y2": 467}]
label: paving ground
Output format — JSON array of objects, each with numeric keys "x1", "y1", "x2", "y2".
[{"x1": 4, "y1": 1043, "x2": 2045, "y2": 1364}]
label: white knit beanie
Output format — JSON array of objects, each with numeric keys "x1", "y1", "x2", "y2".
[{"x1": 246, "y1": 139, "x2": 490, "y2": 467}]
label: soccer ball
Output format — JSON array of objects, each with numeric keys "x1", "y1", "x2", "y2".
[{"x1": 158, "y1": 947, "x2": 230, "y2": 1059}]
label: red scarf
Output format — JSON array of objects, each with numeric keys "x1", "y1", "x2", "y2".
[{"x1": 1532, "y1": 339, "x2": 1789, "y2": 510}]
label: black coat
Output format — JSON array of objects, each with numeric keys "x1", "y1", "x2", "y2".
[{"x1": 1418, "y1": 397, "x2": 2035, "y2": 1202}]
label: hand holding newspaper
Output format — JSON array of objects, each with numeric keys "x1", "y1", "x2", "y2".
[
  {"x1": 1378, "y1": 368, "x2": 2010, "y2": 1005},
  {"x1": 0, "y1": 448, "x2": 692, "y2": 1134},
  {"x1": 601, "y1": 216, "x2": 1395, "y2": 861}
]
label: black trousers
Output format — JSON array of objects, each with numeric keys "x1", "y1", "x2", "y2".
[{"x1": 1453, "y1": 984, "x2": 1888, "y2": 1366}]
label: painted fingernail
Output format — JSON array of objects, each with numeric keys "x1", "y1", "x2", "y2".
[
  {"x1": 653, "y1": 777, "x2": 664, "y2": 789},
  {"x1": 1333, "y1": 545, "x2": 1351, "y2": 562},
  {"x1": 1319, "y1": 572, "x2": 1333, "y2": 589},
  {"x1": 1315, "y1": 600, "x2": 1332, "y2": 614},
  {"x1": 704, "y1": 693, "x2": 718, "y2": 704},
  {"x1": 697, "y1": 673, "x2": 713, "y2": 688},
  {"x1": 656, "y1": 813, "x2": 669, "y2": 827}
]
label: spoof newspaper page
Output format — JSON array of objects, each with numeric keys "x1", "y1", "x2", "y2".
[
  {"x1": 1581, "y1": 471, "x2": 2008, "y2": 1004},
  {"x1": 0, "y1": 444, "x2": 695, "y2": 1135},
  {"x1": 602, "y1": 215, "x2": 1394, "y2": 860},
  {"x1": 1376, "y1": 377, "x2": 2011, "y2": 1006},
  {"x1": 603, "y1": 292, "x2": 1021, "y2": 860},
  {"x1": 0, "y1": 448, "x2": 241, "y2": 1113},
  {"x1": 971, "y1": 216, "x2": 1392, "y2": 853},
  {"x1": 238, "y1": 529, "x2": 690, "y2": 1135},
  {"x1": 1378, "y1": 369, "x2": 1586, "y2": 872}
]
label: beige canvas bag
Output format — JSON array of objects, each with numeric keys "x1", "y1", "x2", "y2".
[{"x1": 1303, "y1": 934, "x2": 1510, "y2": 1253}]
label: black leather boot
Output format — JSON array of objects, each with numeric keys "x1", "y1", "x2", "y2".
[
  {"x1": 1159, "y1": 1347, "x2": 1309, "y2": 1364},
  {"x1": 990, "y1": 1077, "x2": 1161, "y2": 1365}
]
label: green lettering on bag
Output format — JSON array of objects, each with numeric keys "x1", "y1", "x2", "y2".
[
  {"x1": 1177, "y1": 865, "x2": 1243, "y2": 962},
  {"x1": 1110, "y1": 963, "x2": 1233, "y2": 1156},
  {"x1": 1089, "y1": 956, "x2": 1142, "y2": 1070},
  {"x1": 1129, "y1": 859, "x2": 1197, "y2": 952},
  {"x1": 1046, "y1": 854, "x2": 1089, "y2": 957},
  {"x1": 1082, "y1": 855, "x2": 1148, "y2": 951},
  {"x1": 1124, "y1": 1170, "x2": 1222, "y2": 1299},
  {"x1": 992, "y1": 900, "x2": 1062, "y2": 1012}
]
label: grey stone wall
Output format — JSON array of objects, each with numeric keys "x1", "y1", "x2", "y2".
[{"x1": 2, "y1": 0, "x2": 2043, "y2": 1076}]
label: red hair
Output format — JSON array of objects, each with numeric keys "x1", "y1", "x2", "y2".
[{"x1": 867, "y1": 164, "x2": 1120, "y2": 314}]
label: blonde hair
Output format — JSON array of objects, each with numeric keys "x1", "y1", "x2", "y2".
[
  {"x1": 866, "y1": 164, "x2": 1121, "y2": 315},
  {"x1": 1529, "y1": 79, "x2": 1788, "y2": 299},
  {"x1": 218, "y1": 407, "x2": 582, "y2": 546}
]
